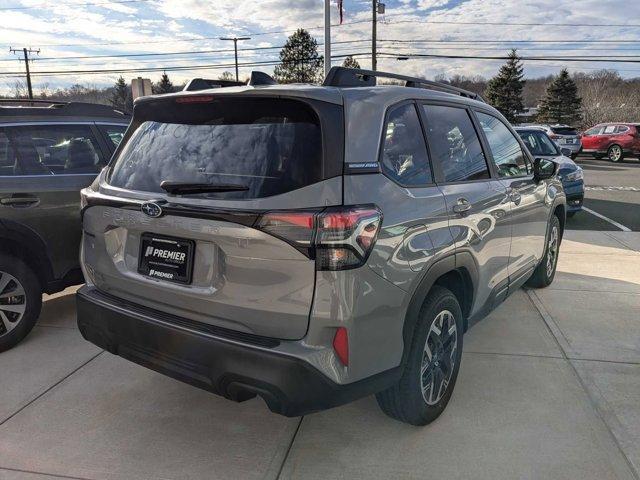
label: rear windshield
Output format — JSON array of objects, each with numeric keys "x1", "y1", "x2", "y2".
[
  {"x1": 108, "y1": 98, "x2": 323, "y2": 199},
  {"x1": 550, "y1": 127, "x2": 578, "y2": 136}
]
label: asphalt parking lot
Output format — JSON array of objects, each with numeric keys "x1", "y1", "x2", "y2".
[
  {"x1": 0, "y1": 229, "x2": 639, "y2": 480},
  {"x1": 570, "y1": 155, "x2": 640, "y2": 232}
]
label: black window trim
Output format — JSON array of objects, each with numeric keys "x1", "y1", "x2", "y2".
[
  {"x1": 376, "y1": 99, "x2": 437, "y2": 189},
  {"x1": 471, "y1": 108, "x2": 535, "y2": 180},
  {"x1": 418, "y1": 100, "x2": 495, "y2": 186}
]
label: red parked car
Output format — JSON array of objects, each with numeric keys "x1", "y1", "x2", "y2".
[{"x1": 581, "y1": 123, "x2": 640, "y2": 162}]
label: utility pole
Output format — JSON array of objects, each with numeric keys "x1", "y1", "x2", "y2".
[
  {"x1": 219, "y1": 37, "x2": 251, "y2": 82},
  {"x1": 9, "y1": 46, "x2": 39, "y2": 99},
  {"x1": 371, "y1": 1, "x2": 377, "y2": 71},
  {"x1": 324, "y1": 0, "x2": 331, "y2": 77}
]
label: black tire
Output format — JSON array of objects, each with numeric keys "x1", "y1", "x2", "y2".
[
  {"x1": 607, "y1": 144, "x2": 624, "y2": 163},
  {"x1": 526, "y1": 215, "x2": 561, "y2": 289},
  {"x1": 376, "y1": 286, "x2": 463, "y2": 426},
  {"x1": 0, "y1": 254, "x2": 42, "y2": 353}
]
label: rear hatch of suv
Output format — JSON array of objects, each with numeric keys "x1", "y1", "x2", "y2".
[
  {"x1": 550, "y1": 126, "x2": 580, "y2": 146},
  {"x1": 81, "y1": 91, "x2": 344, "y2": 340}
]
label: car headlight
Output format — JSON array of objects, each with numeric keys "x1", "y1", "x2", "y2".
[{"x1": 561, "y1": 168, "x2": 583, "y2": 182}]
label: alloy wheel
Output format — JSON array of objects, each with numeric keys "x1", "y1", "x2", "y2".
[
  {"x1": 546, "y1": 225, "x2": 559, "y2": 277},
  {"x1": 609, "y1": 145, "x2": 622, "y2": 162},
  {"x1": 0, "y1": 271, "x2": 27, "y2": 336},
  {"x1": 420, "y1": 309, "x2": 458, "y2": 405}
]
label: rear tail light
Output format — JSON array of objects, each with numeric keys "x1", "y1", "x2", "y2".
[
  {"x1": 175, "y1": 95, "x2": 215, "y2": 103},
  {"x1": 257, "y1": 206, "x2": 382, "y2": 271}
]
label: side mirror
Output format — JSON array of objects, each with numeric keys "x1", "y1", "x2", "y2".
[
  {"x1": 560, "y1": 147, "x2": 572, "y2": 157},
  {"x1": 533, "y1": 157, "x2": 557, "y2": 182}
]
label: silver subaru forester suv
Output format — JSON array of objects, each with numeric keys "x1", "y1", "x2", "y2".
[{"x1": 77, "y1": 67, "x2": 566, "y2": 426}]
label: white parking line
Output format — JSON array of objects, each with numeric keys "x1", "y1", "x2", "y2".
[
  {"x1": 582, "y1": 207, "x2": 632, "y2": 232},
  {"x1": 585, "y1": 186, "x2": 640, "y2": 192}
]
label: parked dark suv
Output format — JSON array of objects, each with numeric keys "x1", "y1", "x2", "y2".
[
  {"x1": 76, "y1": 68, "x2": 566, "y2": 425},
  {"x1": 0, "y1": 99, "x2": 129, "y2": 351}
]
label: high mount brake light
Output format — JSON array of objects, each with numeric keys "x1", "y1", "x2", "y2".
[
  {"x1": 256, "y1": 206, "x2": 382, "y2": 271},
  {"x1": 175, "y1": 96, "x2": 215, "y2": 104}
]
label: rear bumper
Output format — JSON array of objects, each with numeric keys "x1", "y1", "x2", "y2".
[
  {"x1": 76, "y1": 286, "x2": 400, "y2": 417},
  {"x1": 559, "y1": 143, "x2": 581, "y2": 153}
]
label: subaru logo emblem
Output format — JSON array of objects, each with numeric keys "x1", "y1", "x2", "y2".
[{"x1": 141, "y1": 202, "x2": 163, "y2": 218}]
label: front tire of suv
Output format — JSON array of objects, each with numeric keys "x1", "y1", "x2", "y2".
[
  {"x1": 526, "y1": 215, "x2": 561, "y2": 289},
  {"x1": 0, "y1": 255, "x2": 42, "y2": 353},
  {"x1": 376, "y1": 286, "x2": 463, "y2": 426},
  {"x1": 608, "y1": 144, "x2": 624, "y2": 163}
]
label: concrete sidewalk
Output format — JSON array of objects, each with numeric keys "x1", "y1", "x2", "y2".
[{"x1": 0, "y1": 231, "x2": 638, "y2": 480}]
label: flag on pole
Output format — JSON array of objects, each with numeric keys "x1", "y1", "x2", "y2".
[{"x1": 337, "y1": 0, "x2": 343, "y2": 24}]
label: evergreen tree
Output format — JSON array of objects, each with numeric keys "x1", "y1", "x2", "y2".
[
  {"x1": 342, "y1": 56, "x2": 361, "y2": 69},
  {"x1": 110, "y1": 76, "x2": 129, "y2": 112},
  {"x1": 485, "y1": 49, "x2": 526, "y2": 123},
  {"x1": 536, "y1": 68, "x2": 582, "y2": 124},
  {"x1": 273, "y1": 29, "x2": 324, "y2": 84},
  {"x1": 153, "y1": 72, "x2": 174, "y2": 94}
]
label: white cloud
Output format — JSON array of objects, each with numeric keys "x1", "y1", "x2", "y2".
[{"x1": 2, "y1": 0, "x2": 640, "y2": 94}]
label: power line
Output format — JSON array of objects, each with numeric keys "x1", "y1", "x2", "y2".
[
  {"x1": 0, "y1": 0, "x2": 148, "y2": 10},
  {"x1": 6, "y1": 50, "x2": 640, "y2": 79},
  {"x1": 9, "y1": 39, "x2": 368, "y2": 62},
  {"x1": 3, "y1": 38, "x2": 640, "y2": 65},
  {"x1": 0, "y1": 53, "x2": 372, "y2": 77},
  {"x1": 379, "y1": 15, "x2": 640, "y2": 29}
]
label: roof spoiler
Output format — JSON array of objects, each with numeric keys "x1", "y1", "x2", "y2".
[
  {"x1": 0, "y1": 99, "x2": 128, "y2": 117},
  {"x1": 183, "y1": 72, "x2": 278, "y2": 92},
  {"x1": 183, "y1": 78, "x2": 245, "y2": 91},
  {"x1": 323, "y1": 66, "x2": 485, "y2": 102}
]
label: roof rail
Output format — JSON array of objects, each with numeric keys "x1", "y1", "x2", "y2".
[
  {"x1": 323, "y1": 67, "x2": 485, "y2": 102},
  {"x1": 0, "y1": 100, "x2": 128, "y2": 118},
  {"x1": 183, "y1": 78, "x2": 245, "y2": 91}
]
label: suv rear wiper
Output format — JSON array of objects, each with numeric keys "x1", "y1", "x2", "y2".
[{"x1": 160, "y1": 181, "x2": 249, "y2": 195}]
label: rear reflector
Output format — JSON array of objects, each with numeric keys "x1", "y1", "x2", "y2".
[{"x1": 333, "y1": 327, "x2": 349, "y2": 366}]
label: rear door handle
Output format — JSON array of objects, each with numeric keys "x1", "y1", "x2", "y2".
[
  {"x1": 0, "y1": 195, "x2": 40, "y2": 208},
  {"x1": 452, "y1": 197, "x2": 472, "y2": 214}
]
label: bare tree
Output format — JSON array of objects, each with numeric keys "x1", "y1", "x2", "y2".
[
  {"x1": 218, "y1": 71, "x2": 235, "y2": 81},
  {"x1": 575, "y1": 70, "x2": 640, "y2": 128},
  {"x1": 12, "y1": 80, "x2": 28, "y2": 98}
]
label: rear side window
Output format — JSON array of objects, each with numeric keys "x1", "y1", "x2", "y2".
[
  {"x1": 477, "y1": 112, "x2": 530, "y2": 178},
  {"x1": 422, "y1": 104, "x2": 490, "y2": 183},
  {"x1": 616, "y1": 125, "x2": 630, "y2": 134},
  {"x1": 109, "y1": 98, "x2": 323, "y2": 199},
  {"x1": 98, "y1": 124, "x2": 127, "y2": 148},
  {"x1": 380, "y1": 103, "x2": 432, "y2": 186},
  {"x1": 1, "y1": 124, "x2": 105, "y2": 176},
  {"x1": 603, "y1": 125, "x2": 617, "y2": 134}
]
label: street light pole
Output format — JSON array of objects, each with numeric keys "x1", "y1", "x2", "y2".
[
  {"x1": 372, "y1": 0, "x2": 377, "y2": 71},
  {"x1": 324, "y1": 0, "x2": 331, "y2": 77},
  {"x1": 220, "y1": 36, "x2": 251, "y2": 82}
]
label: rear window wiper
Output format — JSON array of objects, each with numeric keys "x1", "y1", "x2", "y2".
[{"x1": 160, "y1": 181, "x2": 249, "y2": 195}]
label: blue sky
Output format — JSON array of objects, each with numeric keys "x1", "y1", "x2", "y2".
[{"x1": 1, "y1": 0, "x2": 640, "y2": 93}]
